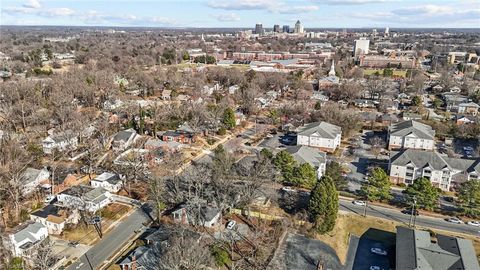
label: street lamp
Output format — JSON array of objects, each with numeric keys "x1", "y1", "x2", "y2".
[{"x1": 409, "y1": 196, "x2": 417, "y2": 228}]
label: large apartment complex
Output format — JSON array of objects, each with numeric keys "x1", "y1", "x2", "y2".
[
  {"x1": 296, "y1": 121, "x2": 342, "y2": 153},
  {"x1": 388, "y1": 120, "x2": 435, "y2": 151}
]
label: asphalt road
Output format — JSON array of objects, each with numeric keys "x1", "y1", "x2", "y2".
[
  {"x1": 67, "y1": 208, "x2": 150, "y2": 270},
  {"x1": 339, "y1": 199, "x2": 480, "y2": 236}
]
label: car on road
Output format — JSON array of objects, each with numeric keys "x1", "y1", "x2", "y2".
[
  {"x1": 467, "y1": 221, "x2": 480, "y2": 227},
  {"x1": 44, "y1": 195, "x2": 56, "y2": 204},
  {"x1": 353, "y1": 200, "x2": 366, "y2": 206},
  {"x1": 281, "y1": 186, "x2": 295, "y2": 193},
  {"x1": 226, "y1": 220, "x2": 236, "y2": 230},
  {"x1": 68, "y1": 241, "x2": 79, "y2": 248},
  {"x1": 446, "y1": 217, "x2": 462, "y2": 224},
  {"x1": 463, "y1": 146, "x2": 474, "y2": 151},
  {"x1": 401, "y1": 208, "x2": 419, "y2": 216},
  {"x1": 370, "y1": 266, "x2": 383, "y2": 270},
  {"x1": 370, "y1": 247, "x2": 387, "y2": 256}
]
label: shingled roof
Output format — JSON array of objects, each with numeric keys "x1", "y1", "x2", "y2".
[
  {"x1": 297, "y1": 121, "x2": 341, "y2": 139},
  {"x1": 389, "y1": 120, "x2": 435, "y2": 140}
]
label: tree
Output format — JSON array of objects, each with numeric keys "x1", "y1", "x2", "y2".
[
  {"x1": 361, "y1": 167, "x2": 392, "y2": 202},
  {"x1": 383, "y1": 68, "x2": 393, "y2": 77},
  {"x1": 404, "y1": 177, "x2": 440, "y2": 210},
  {"x1": 412, "y1": 95, "x2": 422, "y2": 107},
  {"x1": 324, "y1": 161, "x2": 348, "y2": 191},
  {"x1": 222, "y1": 107, "x2": 236, "y2": 130},
  {"x1": 308, "y1": 176, "x2": 338, "y2": 234},
  {"x1": 274, "y1": 150, "x2": 296, "y2": 183},
  {"x1": 260, "y1": 148, "x2": 273, "y2": 160},
  {"x1": 369, "y1": 136, "x2": 386, "y2": 159},
  {"x1": 291, "y1": 163, "x2": 317, "y2": 189},
  {"x1": 458, "y1": 180, "x2": 480, "y2": 208}
]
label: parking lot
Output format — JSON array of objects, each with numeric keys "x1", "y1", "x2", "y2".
[{"x1": 352, "y1": 229, "x2": 395, "y2": 270}]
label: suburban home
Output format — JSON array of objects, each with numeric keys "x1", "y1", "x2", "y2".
[
  {"x1": 41, "y1": 132, "x2": 78, "y2": 154},
  {"x1": 90, "y1": 172, "x2": 123, "y2": 193},
  {"x1": 161, "y1": 89, "x2": 172, "y2": 100},
  {"x1": 388, "y1": 149, "x2": 480, "y2": 191},
  {"x1": 162, "y1": 123, "x2": 196, "y2": 144},
  {"x1": 455, "y1": 115, "x2": 477, "y2": 125},
  {"x1": 21, "y1": 167, "x2": 50, "y2": 195},
  {"x1": 144, "y1": 138, "x2": 185, "y2": 152},
  {"x1": 311, "y1": 91, "x2": 329, "y2": 102},
  {"x1": 387, "y1": 120, "x2": 435, "y2": 151},
  {"x1": 401, "y1": 112, "x2": 422, "y2": 121},
  {"x1": 57, "y1": 186, "x2": 112, "y2": 212},
  {"x1": 171, "y1": 204, "x2": 221, "y2": 228},
  {"x1": 296, "y1": 121, "x2": 342, "y2": 153},
  {"x1": 8, "y1": 222, "x2": 48, "y2": 256},
  {"x1": 443, "y1": 93, "x2": 469, "y2": 112},
  {"x1": 458, "y1": 102, "x2": 480, "y2": 116},
  {"x1": 112, "y1": 128, "x2": 139, "y2": 151},
  {"x1": 118, "y1": 244, "x2": 158, "y2": 270},
  {"x1": 30, "y1": 205, "x2": 79, "y2": 235},
  {"x1": 396, "y1": 226, "x2": 480, "y2": 270},
  {"x1": 286, "y1": 145, "x2": 327, "y2": 179},
  {"x1": 42, "y1": 173, "x2": 89, "y2": 194}
]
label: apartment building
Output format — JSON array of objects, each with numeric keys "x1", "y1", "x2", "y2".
[{"x1": 388, "y1": 120, "x2": 435, "y2": 151}]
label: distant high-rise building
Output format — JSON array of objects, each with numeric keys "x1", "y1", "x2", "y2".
[
  {"x1": 282, "y1": 25, "x2": 290, "y2": 33},
  {"x1": 255, "y1": 23, "x2": 264, "y2": 35},
  {"x1": 273, "y1": 25, "x2": 280, "y2": 33},
  {"x1": 372, "y1": 28, "x2": 377, "y2": 37},
  {"x1": 353, "y1": 38, "x2": 370, "y2": 57},
  {"x1": 294, "y1": 20, "x2": 304, "y2": 34},
  {"x1": 385, "y1": 27, "x2": 390, "y2": 35}
]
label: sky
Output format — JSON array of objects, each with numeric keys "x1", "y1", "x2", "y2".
[{"x1": 1, "y1": 0, "x2": 479, "y2": 28}]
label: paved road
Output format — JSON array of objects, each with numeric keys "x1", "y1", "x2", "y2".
[
  {"x1": 339, "y1": 199, "x2": 480, "y2": 236},
  {"x1": 67, "y1": 208, "x2": 150, "y2": 270}
]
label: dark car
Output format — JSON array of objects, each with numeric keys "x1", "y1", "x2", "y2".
[
  {"x1": 402, "y1": 208, "x2": 419, "y2": 215},
  {"x1": 443, "y1": 196, "x2": 454, "y2": 203}
]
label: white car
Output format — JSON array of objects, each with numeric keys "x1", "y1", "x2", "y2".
[
  {"x1": 353, "y1": 200, "x2": 366, "y2": 206},
  {"x1": 370, "y1": 247, "x2": 387, "y2": 256},
  {"x1": 226, "y1": 220, "x2": 236, "y2": 230},
  {"x1": 370, "y1": 266, "x2": 382, "y2": 270},
  {"x1": 467, "y1": 221, "x2": 480, "y2": 227},
  {"x1": 281, "y1": 186, "x2": 295, "y2": 193},
  {"x1": 44, "y1": 195, "x2": 55, "y2": 203},
  {"x1": 446, "y1": 217, "x2": 462, "y2": 224},
  {"x1": 463, "y1": 146, "x2": 474, "y2": 151}
]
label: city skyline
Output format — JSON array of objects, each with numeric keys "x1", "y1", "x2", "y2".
[{"x1": 1, "y1": 0, "x2": 479, "y2": 29}]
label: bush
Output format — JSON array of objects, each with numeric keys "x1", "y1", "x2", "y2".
[
  {"x1": 217, "y1": 127, "x2": 227, "y2": 136},
  {"x1": 9, "y1": 257, "x2": 23, "y2": 270},
  {"x1": 206, "y1": 138, "x2": 217, "y2": 145},
  {"x1": 211, "y1": 245, "x2": 231, "y2": 267}
]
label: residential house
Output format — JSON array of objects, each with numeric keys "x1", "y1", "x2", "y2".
[
  {"x1": 30, "y1": 205, "x2": 79, "y2": 235},
  {"x1": 311, "y1": 91, "x2": 329, "y2": 102},
  {"x1": 296, "y1": 121, "x2": 342, "y2": 153},
  {"x1": 458, "y1": 102, "x2": 480, "y2": 116},
  {"x1": 171, "y1": 204, "x2": 222, "y2": 228},
  {"x1": 396, "y1": 226, "x2": 480, "y2": 270},
  {"x1": 286, "y1": 145, "x2": 327, "y2": 179},
  {"x1": 387, "y1": 120, "x2": 435, "y2": 151},
  {"x1": 8, "y1": 222, "x2": 48, "y2": 256},
  {"x1": 443, "y1": 93, "x2": 469, "y2": 112},
  {"x1": 354, "y1": 99, "x2": 377, "y2": 108},
  {"x1": 144, "y1": 138, "x2": 185, "y2": 152},
  {"x1": 112, "y1": 128, "x2": 139, "y2": 151},
  {"x1": 402, "y1": 112, "x2": 422, "y2": 121},
  {"x1": 118, "y1": 244, "x2": 158, "y2": 270},
  {"x1": 455, "y1": 115, "x2": 477, "y2": 125},
  {"x1": 162, "y1": 123, "x2": 196, "y2": 144},
  {"x1": 57, "y1": 186, "x2": 112, "y2": 212},
  {"x1": 161, "y1": 90, "x2": 172, "y2": 100},
  {"x1": 21, "y1": 167, "x2": 50, "y2": 195},
  {"x1": 42, "y1": 132, "x2": 78, "y2": 154},
  {"x1": 90, "y1": 172, "x2": 123, "y2": 193},
  {"x1": 388, "y1": 149, "x2": 480, "y2": 191}
]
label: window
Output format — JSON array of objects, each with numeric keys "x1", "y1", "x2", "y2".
[{"x1": 424, "y1": 170, "x2": 431, "y2": 174}]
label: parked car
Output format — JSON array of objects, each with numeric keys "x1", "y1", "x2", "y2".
[
  {"x1": 402, "y1": 208, "x2": 419, "y2": 216},
  {"x1": 226, "y1": 220, "x2": 236, "y2": 230},
  {"x1": 467, "y1": 221, "x2": 480, "y2": 227},
  {"x1": 370, "y1": 247, "x2": 387, "y2": 256},
  {"x1": 353, "y1": 200, "x2": 366, "y2": 206},
  {"x1": 281, "y1": 186, "x2": 295, "y2": 193},
  {"x1": 370, "y1": 266, "x2": 382, "y2": 270},
  {"x1": 446, "y1": 217, "x2": 462, "y2": 224},
  {"x1": 44, "y1": 195, "x2": 56, "y2": 204},
  {"x1": 68, "y1": 241, "x2": 79, "y2": 247}
]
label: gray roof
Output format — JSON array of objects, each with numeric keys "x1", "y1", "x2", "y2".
[
  {"x1": 21, "y1": 168, "x2": 43, "y2": 185},
  {"x1": 390, "y1": 149, "x2": 480, "y2": 174},
  {"x1": 11, "y1": 222, "x2": 46, "y2": 244},
  {"x1": 83, "y1": 187, "x2": 109, "y2": 202},
  {"x1": 396, "y1": 226, "x2": 480, "y2": 270},
  {"x1": 297, "y1": 121, "x2": 341, "y2": 139},
  {"x1": 389, "y1": 120, "x2": 435, "y2": 140},
  {"x1": 286, "y1": 145, "x2": 326, "y2": 168},
  {"x1": 459, "y1": 102, "x2": 480, "y2": 108},
  {"x1": 93, "y1": 172, "x2": 121, "y2": 185},
  {"x1": 114, "y1": 129, "x2": 136, "y2": 142}
]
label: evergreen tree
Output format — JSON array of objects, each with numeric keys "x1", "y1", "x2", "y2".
[
  {"x1": 222, "y1": 107, "x2": 236, "y2": 130},
  {"x1": 404, "y1": 177, "x2": 440, "y2": 210},
  {"x1": 274, "y1": 150, "x2": 296, "y2": 183},
  {"x1": 325, "y1": 161, "x2": 348, "y2": 191},
  {"x1": 308, "y1": 176, "x2": 338, "y2": 234},
  {"x1": 458, "y1": 180, "x2": 480, "y2": 208},
  {"x1": 361, "y1": 167, "x2": 392, "y2": 202},
  {"x1": 291, "y1": 163, "x2": 317, "y2": 189}
]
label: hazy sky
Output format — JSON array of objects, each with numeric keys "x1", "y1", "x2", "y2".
[{"x1": 1, "y1": 0, "x2": 479, "y2": 28}]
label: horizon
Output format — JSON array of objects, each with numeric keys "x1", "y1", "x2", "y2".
[{"x1": 1, "y1": 0, "x2": 479, "y2": 29}]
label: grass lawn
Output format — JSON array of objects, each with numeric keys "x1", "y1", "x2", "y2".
[
  {"x1": 314, "y1": 213, "x2": 480, "y2": 265},
  {"x1": 364, "y1": 69, "x2": 408, "y2": 77}
]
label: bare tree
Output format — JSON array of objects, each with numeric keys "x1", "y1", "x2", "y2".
[{"x1": 369, "y1": 136, "x2": 386, "y2": 159}]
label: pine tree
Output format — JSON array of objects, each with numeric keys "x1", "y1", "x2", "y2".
[{"x1": 308, "y1": 176, "x2": 339, "y2": 234}]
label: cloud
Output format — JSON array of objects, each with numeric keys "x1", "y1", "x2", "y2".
[
  {"x1": 40, "y1": 8, "x2": 75, "y2": 17},
  {"x1": 213, "y1": 13, "x2": 240, "y2": 22},
  {"x1": 22, "y1": 0, "x2": 41, "y2": 9},
  {"x1": 207, "y1": 0, "x2": 318, "y2": 14},
  {"x1": 316, "y1": 0, "x2": 391, "y2": 4}
]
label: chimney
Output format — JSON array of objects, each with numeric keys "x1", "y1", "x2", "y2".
[{"x1": 131, "y1": 255, "x2": 137, "y2": 270}]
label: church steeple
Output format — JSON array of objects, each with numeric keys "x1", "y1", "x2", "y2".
[{"x1": 328, "y1": 60, "x2": 336, "y2": 77}]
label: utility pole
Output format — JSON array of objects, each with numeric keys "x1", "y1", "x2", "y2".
[
  {"x1": 363, "y1": 200, "x2": 367, "y2": 217},
  {"x1": 409, "y1": 196, "x2": 417, "y2": 227}
]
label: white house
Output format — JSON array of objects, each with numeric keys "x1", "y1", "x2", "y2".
[
  {"x1": 112, "y1": 128, "x2": 139, "y2": 151},
  {"x1": 387, "y1": 120, "x2": 435, "y2": 151},
  {"x1": 90, "y1": 172, "x2": 123, "y2": 193},
  {"x1": 458, "y1": 102, "x2": 480, "y2": 116},
  {"x1": 171, "y1": 205, "x2": 221, "y2": 228},
  {"x1": 287, "y1": 145, "x2": 327, "y2": 179},
  {"x1": 8, "y1": 222, "x2": 48, "y2": 257},
  {"x1": 41, "y1": 132, "x2": 78, "y2": 154},
  {"x1": 57, "y1": 186, "x2": 112, "y2": 212},
  {"x1": 21, "y1": 167, "x2": 50, "y2": 195},
  {"x1": 29, "y1": 205, "x2": 79, "y2": 235},
  {"x1": 389, "y1": 149, "x2": 480, "y2": 191},
  {"x1": 296, "y1": 121, "x2": 342, "y2": 153}
]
